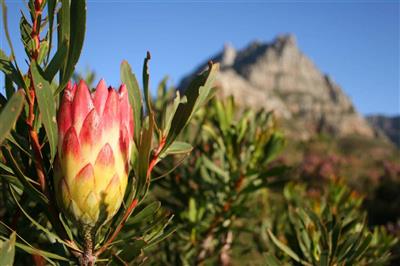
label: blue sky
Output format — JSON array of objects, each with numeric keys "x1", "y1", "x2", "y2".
[{"x1": 1, "y1": 1, "x2": 399, "y2": 115}]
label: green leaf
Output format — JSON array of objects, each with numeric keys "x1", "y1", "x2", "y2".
[
  {"x1": 57, "y1": 0, "x2": 86, "y2": 94},
  {"x1": 201, "y1": 155, "x2": 228, "y2": 181},
  {"x1": 1, "y1": 147, "x2": 48, "y2": 205},
  {"x1": 19, "y1": 13, "x2": 34, "y2": 58},
  {"x1": 4, "y1": 76, "x2": 14, "y2": 100},
  {"x1": 1, "y1": 0, "x2": 16, "y2": 62},
  {"x1": 347, "y1": 233, "x2": 372, "y2": 263},
  {"x1": 44, "y1": 41, "x2": 68, "y2": 82},
  {"x1": 37, "y1": 41, "x2": 49, "y2": 65},
  {"x1": 0, "y1": 174, "x2": 22, "y2": 188},
  {"x1": 0, "y1": 50, "x2": 25, "y2": 89},
  {"x1": 135, "y1": 116, "x2": 154, "y2": 198},
  {"x1": 304, "y1": 208, "x2": 329, "y2": 250},
  {"x1": 143, "y1": 214, "x2": 174, "y2": 243},
  {"x1": 0, "y1": 89, "x2": 25, "y2": 146},
  {"x1": 319, "y1": 250, "x2": 328, "y2": 266},
  {"x1": 9, "y1": 186, "x2": 69, "y2": 247},
  {"x1": 142, "y1": 51, "x2": 153, "y2": 116},
  {"x1": 264, "y1": 253, "x2": 281, "y2": 266},
  {"x1": 264, "y1": 132, "x2": 285, "y2": 163},
  {"x1": 14, "y1": 244, "x2": 67, "y2": 263},
  {"x1": 163, "y1": 62, "x2": 219, "y2": 151},
  {"x1": 46, "y1": 0, "x2": 57, "y2": 62},
  {"x1": 31, "y1": 63, "x2": 58, "y2": 161},
  {"x1": 159, "y1": 141, "x2": 192, "y2": 158},
  {"x1": 330, "y1": 218, "x2": 341, "y2": 261},
  {"x1": 127, "y1": 201, "x2": 161, "y2": 225},
  {"x1": 59, "y1": 214, "x2": 74, "y2": 242},
  {"x1": 120, "y1": 60, "x2": 142, "y2": 144},
  {"x1": 13, "y1": 241, "x2": 68, "y2": 263},
  {"x1": 118, "y1": 239, "x2": 146, "y2": 262},
  {"x1": 336, "y1": 234, "x2": 359, "y2": 263},
  {"x1": 188, "y1": 198, "x2": 197, "y2": 223},
  {"x1": 0, "y1": 224, "x2": 68, "y2": 264},
  {"x1": 267, "y1": 229, "x2": 310, "y2": 265},
  {"x1": 145, "y1": 224, "x2": 176, "y2": 249},
  {"x1": 0, "y1": 232, "x2": 15, "y2": 266},
  {"x1": 162, "y1": 91, "x2": 184, "y2": 137},
  {"x1": 6, "y1": 132, "x2": 32, "y2": 158},
  {"x1": 57, "y1": 0, "x2": 70, "y2": 82}
]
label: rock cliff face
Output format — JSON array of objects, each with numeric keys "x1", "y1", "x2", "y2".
[
  {"x1": 180, "y1": 34, "x2": 375, "y2": 140},
  {"x1": 367, "y1": 115, "x2": 400, "y2": 147}
]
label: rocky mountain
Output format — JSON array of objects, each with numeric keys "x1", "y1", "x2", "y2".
[
  {"x1": 367, "y1": 115, "x2": 400, "y2": 147},
  {"x1": 179, "y1": 34, "x2": 376, "y2": 140}
]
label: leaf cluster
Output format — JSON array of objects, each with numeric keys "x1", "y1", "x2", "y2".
[
  {"x1": 265, "y1": 181, "x2": 398, "y2": 266},
  {"x1": 152, "y1": 95, "x2": 287, "y2": 264},
  {"x1": 0, "y1": 1, "x2": 218, "y2": 264}
]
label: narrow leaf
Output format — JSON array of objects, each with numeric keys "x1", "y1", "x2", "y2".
[
  {"x1": 163, "y1": 63, "x2": 219, "y2": 151},
  {"x1": 46, "y1": 0, "x2": 57, "y2": 61},
  {"x1": 44, "y1": 41, "x2": 68, "y2": 82},
  {"x1": 0, "y1": 232, "x2": 15, "y2": 266},
  {"x1": 267, "y1": 229, "x2": 310, "y2": 265},
  {"x1": 14, "y1": 243, "x2": 67, "y2": 262},
  {"x1": 57, "y1": 0, "x2": 70, "y2": 83},
  {"x1": 136, "y1": 116, "x2": 154, "y2": 198},
  {"x1": 4, "y1": 76, "x2": 14, "y2": 100},
  {"x1": 159, "y1": 141, "x2": 192, "y2": 158},
  {"x1": 264, "y1": 253, "x2": 281, "y2": 266},
  {"x1": 127, "y1": 201, "x2": 161, "y2": 225},
  {"x1": 1, "y1": 0, "x2": 16, "y2": 61},
  {"x1": 142, "y1": 51, "x2": 153, "y2": 116},
  {"x1": 57, "y1": 0, "x2": 86, "y2": 93},
  {"x1": 121, "y1": 60, "x2": 142, "y2": 143},
  {"x1": 9, "y1": 186, "x2": 68, "y2": 246},
  {"x1": 0, "y1": 50, "x2": 25, "y2": 90},
  {"x1": 1, "y1": 147, "x2": 48, "y2": 205},
  {"x1": 31, "y1": 63, "x2": 58, "y2": 161},
  {"x1": 59, "y1": 214, "x2": 74, "y2": 242},
  {"x1": 0, "y1": 90, "x2": 25, "y2": 145}
]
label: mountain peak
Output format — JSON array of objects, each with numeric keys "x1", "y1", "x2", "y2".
[
  {"x1": 221, "y1": 43, "x2": 237, "y2": 67},
  {"x1": 274, "y1": 33, "x2": 297, "y2": 48},
  {"x1": 180, "y1": 34, "x2": 376, "y2": 140}
]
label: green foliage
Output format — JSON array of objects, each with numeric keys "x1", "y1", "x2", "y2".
[
  {"x1": 30, "y1": 63, "x2": 57, "y2": 160},
  {"x1": 152, "y1": 94, "x2": 287, "y2": 264},
  {"x1": 0, "y1": 90, "x2": 25, "y2": 145},
  {"x1": 265, "y1": 181, "x2": 398, "y2": 265},
  {"x1": 0, "y1": 232, "x2": 15, "y2": 266},
  {"x1": 0, "y1": 1, "x2": 398, "y2": 265},
  {"x1": 0, "y1": 1, "x2": 218, "y2": 265}
]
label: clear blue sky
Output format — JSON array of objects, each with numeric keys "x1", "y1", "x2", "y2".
[{"x1": 1, "y1": 1, "x2": 399, "y2": 115}]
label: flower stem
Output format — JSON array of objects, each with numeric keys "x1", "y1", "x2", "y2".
[{"x1": 79, "y1": 227, "x2": 96, "y2": 266}]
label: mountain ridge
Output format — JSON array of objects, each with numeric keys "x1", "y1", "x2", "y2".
[
  {"x1": 179, "y1": 34, "x2": 378, "y2": 140},
  {"x1": 367, "y1": 115, "x2": 400, "y2": 147}
]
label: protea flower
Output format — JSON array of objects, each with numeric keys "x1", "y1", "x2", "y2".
[{"x1": 54, "y1": 80, "x2": 133, "y2": 227}]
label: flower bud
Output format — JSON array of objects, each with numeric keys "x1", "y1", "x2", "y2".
[{"x1": 54, "y1": 80, "x2": 133, "y2": 227}]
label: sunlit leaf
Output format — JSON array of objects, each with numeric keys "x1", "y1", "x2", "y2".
[
  {"x1": 31, "y1": 63, "x2": 58, "y2": 161},
  {"x1": 44, "y1": 41, "x2": 68, "y2": 82},
  {"x1": 121, "y1": 60, "x2": 142, "y2": 144},
  {"x1": 0, "y1": 50, "x2": 25, "y2": 89},
  {"x1": 0, "y1": 90, "x2": 25, "y2": 146},
  {"x1": 142, "y1": 51, "x2": 153, "y2": 117},
  {"x1": 0, "y1": 232, "x2": 15, "y2": 266},
  {"x1": 163, "y1": 63, "x2": 219, "y2": 151},
  {"x1": 159, "y1": 141, "x2": 192, "y2": 159},
  {"x1": 46, "y1": 0, "x2": 57, "y2": 61},
  {"x1": 57, "y1": 0, "x2": 86, "y2": 94}
]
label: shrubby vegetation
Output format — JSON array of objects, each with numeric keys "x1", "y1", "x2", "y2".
[{"x1": 0, "y1": 1, "x2": 399, "y2": 265}]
